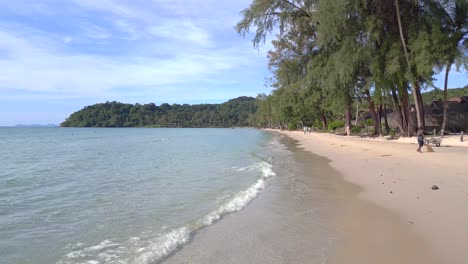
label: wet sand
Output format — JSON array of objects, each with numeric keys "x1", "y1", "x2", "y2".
[{"x1": 164, "y1": 135, "x2": 440, "y2": 264}]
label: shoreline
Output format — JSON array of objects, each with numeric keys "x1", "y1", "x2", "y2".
[
  {"x1": 270, "y1": 129, "x2": 468, "y2": 264},
  {"x1": 163, "y1": 131, "x2": 441, "y2": 264}
]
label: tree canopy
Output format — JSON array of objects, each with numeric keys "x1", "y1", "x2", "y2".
[
  {"x1": 61, "y1": 97, "x2": 257, "y2": 128},
  {"x1": 237, "y1": 0, "x2": 467, "y2": 135}
]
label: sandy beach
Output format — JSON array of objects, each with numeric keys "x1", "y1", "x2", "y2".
[
  {"x1": 269, "y1": 129, "x2": 468, "y2": 264},
  {"x1": 161, "y1": 131, "x2": 464, "y2": 264}
]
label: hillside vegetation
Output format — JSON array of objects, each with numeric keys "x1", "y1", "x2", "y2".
[
  {"x1": 61, "y1": 97, "x2": 257, "y2": 127},
  {"x1": 419, "y1": 86, "x2": 468, "y2": 103}
]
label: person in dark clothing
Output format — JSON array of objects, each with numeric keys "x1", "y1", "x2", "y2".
[{"x1": 416, "y1": 127, "x2": 425, "y2": 152}]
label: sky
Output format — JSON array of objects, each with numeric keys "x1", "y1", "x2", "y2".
[
  {"x1": 0, "y1": 0, "x2": 273, "y2": 126},
  {"x1": 0, "y1": 1, "x2": 466, "y2": 126}
]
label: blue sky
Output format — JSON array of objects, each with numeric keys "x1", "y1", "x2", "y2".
[
  {"x1": 0, "y1": 0, "x2": 273, "y2": 125},
  {"x1": 0, "y1": 1, "x2": 466, "y2": 126}
]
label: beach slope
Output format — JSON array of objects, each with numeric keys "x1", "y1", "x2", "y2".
[{"x1": 271, "y1": 130, "x2": 468, "y2": 264}]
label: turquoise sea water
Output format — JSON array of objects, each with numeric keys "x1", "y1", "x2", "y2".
[{"x1": 0, "y1": 128, "x2": 276, "y2": 264}]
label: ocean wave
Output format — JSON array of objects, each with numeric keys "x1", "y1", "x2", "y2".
[
  {"x1": 203, "y1": 161, "x2": 275, "y2": 226},
  {"x1": 131, "y1": 227, "x2": 190, "y2": 264},
  {"x1": 57, "y1": 161, "x2": 275, "y2": 264}
]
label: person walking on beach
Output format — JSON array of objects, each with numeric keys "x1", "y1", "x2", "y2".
[{"x1": 416, "y1": 127, "x2": 425, "y2": 152}]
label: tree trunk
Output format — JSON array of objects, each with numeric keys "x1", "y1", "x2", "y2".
[
  {"x1": 394, "y1": 0, "x2": 424, "y2": 129},
  {"x1": 364, "y1": 90, "x2": 380, "y2": 135},
  {"x1": 441, "y1": 63, "x2": 451, "y2": 133},
  {"x1": 321, "y1": 113, "x2": 328, "y2": 131},
  {"x1": 344, "y1": 93, "x2": 352, "y2": 136},
  {"x1": 383, "y1": 104, "x2": 390, "y2": 132},
  {"x1": 378, "y1": 103, "x2": 383, "y2": 136},
  {"x1": 391, "y1": 85, "x2": 406, "y2": 135},
  {"x1": 355, "y1": 100, "x2": 359, "y2": 125},
  {"x1": 415, "y1": 82, "x2": 425, "y2": 128},
  {"x1": 400, "y1": 85, "x2": 414, "y2": 137}
]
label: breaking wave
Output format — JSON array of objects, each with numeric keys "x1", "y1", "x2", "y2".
[{"x1": 57, "y1": 161, "x2": 275, "y2": 264}]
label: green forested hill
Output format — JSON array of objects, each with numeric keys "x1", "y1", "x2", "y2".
[
  {"x1": 61, "y1": 97, "x2": 257, "y2": 127},
  {"x1": 420, "y1": 86, "x2": 468, "y2": 103}
]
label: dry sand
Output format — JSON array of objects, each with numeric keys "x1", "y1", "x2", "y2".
[
  {"x1": 270, "y1": 129, "x2": 468, "y2": 264},
  {"x1": 360, "y1": 133, "x2": 467, "y2": 148}
]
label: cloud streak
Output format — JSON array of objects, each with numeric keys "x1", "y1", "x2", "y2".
[
  {"x1": 0, "y1": 0, "x2": 271, "y2": 125},
  {"x1": 0, "y1": 29, "x2": 260, "y2": 95},
  {"x1": 148, "y1": 21, "x2": 212, "y2": 47}
]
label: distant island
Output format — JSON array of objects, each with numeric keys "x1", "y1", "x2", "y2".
[{"x1": 61, "y1": 96, "x2": 257, "y2": 128}]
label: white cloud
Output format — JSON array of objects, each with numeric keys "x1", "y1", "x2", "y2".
[
  {"x1": 82, "y1": 24, "x2": 112, "y2": 39},
  {"x1": 113, "y1": 20, "x2": 140, "y2": 40},
  {"x1": 71, "y1": 0, "x2": 150, "y2": 20},
  {"x1": 148, "y1": 20, "x2": 212, "y2": 47},
  {"x1": 0, "y1": 1, "x2": 56, "y2": 16},
  {"x1": 0, "y1": 0, "x2": 271, "y2": 114},
  {"x1": 153, "y1": 0, "x2": 251, "y2": 18},
  {"x1": 0, "y1": 29, "x2": 257, "y2": 98},
  {"x1": 0, "y1": 1, "x2": 272, "y2": 125},
  {"x1": 63, "y1": 36, "x2": 73, "y2": 43}
]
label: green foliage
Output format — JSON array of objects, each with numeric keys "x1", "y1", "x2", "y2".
[
  {"x1": 61, "y1": 97, "x2": 257, "y2": 128},
  {"x1": 287, "y1": 122, "x2": 298, "y2": 131},
  {"x1": 312, "y1": 119, "x2": 322, "y2": 130},
  {"x1": 328, "y1": 120, "x2": 345, "y2": 131},
  {"x1": 365, "y1": 119, "x2": 373, "y2": 127},
  {"x1": 366, "y1": 126, "x2": 375, "y2": 135},
  {"x1": 351, "y1": 126, "x2": 362, "y2": 134},
  {"x1": 237, "y1": 0, "x2": 467, "y2": 133},
  {"x1": 418, "y1": 86, "x2": 468, "y2": 103}
]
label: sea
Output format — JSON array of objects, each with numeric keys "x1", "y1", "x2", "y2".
[{"x1": 0, "y1": 128, "x2": 281, "y2": 264}]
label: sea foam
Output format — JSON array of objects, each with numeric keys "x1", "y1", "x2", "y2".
[
  {"x1": 58, "y1": 161, "x2": 275, "y2": 264},
  {"x1": 129, "y1": 161, "x2": 276, "y2": 264},
  {"x1": 203, "y1": 161, "x2": 275, "y2": 225}
]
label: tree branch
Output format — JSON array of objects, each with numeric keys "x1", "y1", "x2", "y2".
[
  {"x1": 280, "y1": 0, "x2": 311, "y2": 18},
  {"x1": 264, "y1": 12, "x2": 286, "y2": 16}
]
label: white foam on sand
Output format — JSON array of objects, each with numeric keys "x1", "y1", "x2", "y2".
[
  {"x1": 131, "y1": 226, "x2": 191, "y2": 264},
  {"x1": 58, "y1": 161, "x2": 275, "y2": 264},
  {"x1": 203, "y1": 161, "x2": 275, "y2": 226},
  {"x1": 130, "y1": 161, "x2": 276, "y2": 264}
]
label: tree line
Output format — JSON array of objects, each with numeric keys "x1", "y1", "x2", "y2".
[
  {"x1": 417, "y1": 86, "x2": 467, "y2": 103},
  {"x1": 237, "y1": 0, "x2": 467, "y2": 136},
  {"x1": 61, "y1": 97, "x2": 257, "y2": 127}
]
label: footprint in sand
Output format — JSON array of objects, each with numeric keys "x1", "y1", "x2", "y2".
[
  {"x1": 340, "y1": 145, "x2": 346, "y2": 147},
  {"x1": 380, "y1": 154, "x2": 392, "y2": 157}
]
